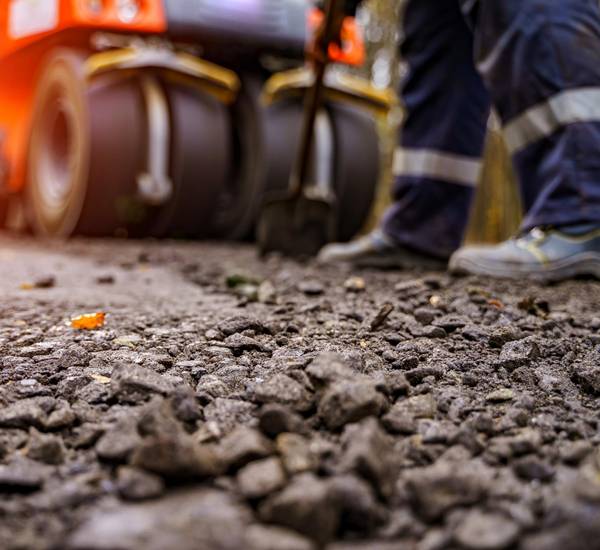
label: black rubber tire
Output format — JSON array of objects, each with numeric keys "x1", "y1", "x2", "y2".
[
  {"x1": 209, "y1": 76, "x2": 269, "y2": 240},
  {"x1": 0, "y1": 198, "x2": 7, "y2": 229},
  {"x1": 78, "y1": 76, "x2": 147, "y2": 236},
  {"x1": 329, "y1": 102, "x2": 380, "y2": 241},
  {"x1": 26, "y1": 50, "x2": 93, "y2": 236},
  {"x1": 25, "y1": 49, "x2": 147, "y2": 237},
  {"x1": 151, "y1": 83, "x2": 231, "y2": 238},
  {"x1": 261, "y1": 99, "x2": 304, "y2": 197}
]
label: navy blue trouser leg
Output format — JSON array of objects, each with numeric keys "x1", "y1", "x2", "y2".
[
  {"x1": 383, "y1": 0, "x2": 490, "y2": 259},
  {"x1": 475, "y1": 0, "x2": 600, "y2": 230},
  {"x1": 383, "y1": 0, "x2": 600, "y2": 258}
]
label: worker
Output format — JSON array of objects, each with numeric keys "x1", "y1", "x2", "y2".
[{"x1": 318, "y1": 0, "x2": 600, "y2": 281}]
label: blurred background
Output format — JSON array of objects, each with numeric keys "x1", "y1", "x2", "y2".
[{"x1": 0, "y1": 0, "x2": 521, "y2": 246}]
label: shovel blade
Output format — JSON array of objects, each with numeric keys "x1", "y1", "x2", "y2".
[{"x1": 257, "y1": 195, "x2": 336, "y2": 258}]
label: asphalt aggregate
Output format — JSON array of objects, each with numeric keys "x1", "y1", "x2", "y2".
[{"x1": 0, "y1": 234, "x2": 599, "y2": 550}]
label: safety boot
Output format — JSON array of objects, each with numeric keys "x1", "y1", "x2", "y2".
[
  {"x1": 449, "y1": 225, "x2": 600, "y2": 282},
  {"x1": 317, "y1": 229, "x2": 446, "y2": 269}
]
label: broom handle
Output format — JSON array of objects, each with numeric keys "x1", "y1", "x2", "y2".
[{"x1": 291, "y1": 0, "x2": 344, "y2": 196}]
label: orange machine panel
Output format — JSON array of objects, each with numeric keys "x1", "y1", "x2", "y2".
[
  {"x1": 0, "y1": 0, "x2": 166, "y2": 59},
  {"x1": 0, "y1": 0, "x2": 166, "y2": 193},
  {"x1": 68, "y1": 0, "x2": 166, "y2": 34}
]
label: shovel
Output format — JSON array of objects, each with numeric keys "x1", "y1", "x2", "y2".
[{"x1": 257, "y1": 0, "x2": 343, "y2": 258}]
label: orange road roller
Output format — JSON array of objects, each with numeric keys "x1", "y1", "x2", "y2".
[{"x1": 0, "y1": 0, "x2": 394, "y2": 239}]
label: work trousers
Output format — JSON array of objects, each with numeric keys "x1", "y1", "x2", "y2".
[{"x1": 383, "y1": 0, "x2": 600, "y2": 258}]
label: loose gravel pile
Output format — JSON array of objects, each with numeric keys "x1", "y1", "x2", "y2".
[{"x1": 0, "y1": 236, "x2": 599, "y2": 550}]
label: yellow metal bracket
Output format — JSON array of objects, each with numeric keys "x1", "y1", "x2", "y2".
[
  {"x1": 262, "y1": 67, "x2": 397, "y2": 116},
  {"x1": 85, "y1": 48, "x2": 241, "y2": 104}
]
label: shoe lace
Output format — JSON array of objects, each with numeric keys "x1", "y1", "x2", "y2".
[{"x1": 515, "y1": 226, "x2": 550, "y2": 246}]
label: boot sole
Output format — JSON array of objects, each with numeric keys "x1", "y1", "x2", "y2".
[
  {"x1": 449, "y1": 252, "x2": 600, "y2": 283},
  {"x1": 352, "y1": 252, "x2": 446, "y2": 270}
]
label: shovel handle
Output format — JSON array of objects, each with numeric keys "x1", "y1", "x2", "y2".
[{"x1": 290, "y1": 0, "x2": 344, "y2": 196}]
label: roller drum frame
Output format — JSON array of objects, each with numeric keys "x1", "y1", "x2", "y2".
[
  {"x1": 25, "y1": 48, "x2": 231, "y2": 239},
  {"x1": 24, "y1": 57, "x2": 380, "y2": 241}
]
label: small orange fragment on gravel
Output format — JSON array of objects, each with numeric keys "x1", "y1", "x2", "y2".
[
  {"x1": 19, "y1": 283, "x2": 34, "y2": 291},
  {"x1": 71, "y1": 312, "x2": 106, "y2": 330},
  {"x1": 488, "y1": 299, "x2": 504, "y2": 309}
]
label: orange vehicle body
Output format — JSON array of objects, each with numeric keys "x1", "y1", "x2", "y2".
[{"x1": 0, "y1": 0, "x2": 166, "y2": 194}]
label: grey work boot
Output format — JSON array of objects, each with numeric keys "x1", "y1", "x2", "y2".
[
  {"x1": 317, "y1": 229, "x2": 446, "y2": 269},
  {"x1": 449, "y1": 225, "x2": 600, "y2": 282}
]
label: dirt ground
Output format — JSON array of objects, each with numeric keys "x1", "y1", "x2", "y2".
[{"x1": 0, "y1": 233, "x2": 599, "y2": 550}]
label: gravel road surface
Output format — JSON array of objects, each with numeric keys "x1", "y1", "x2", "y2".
[{"x1": 1, "y1": 234, "x2": 599, "y2": 550}]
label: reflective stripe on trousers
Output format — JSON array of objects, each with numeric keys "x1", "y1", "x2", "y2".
[
  {"x1": 393, "y1": 148, "x2": 482, "y2": 187},
  {"x1": 504, "y1": 87, "x2": 600, "y2": 154}
]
